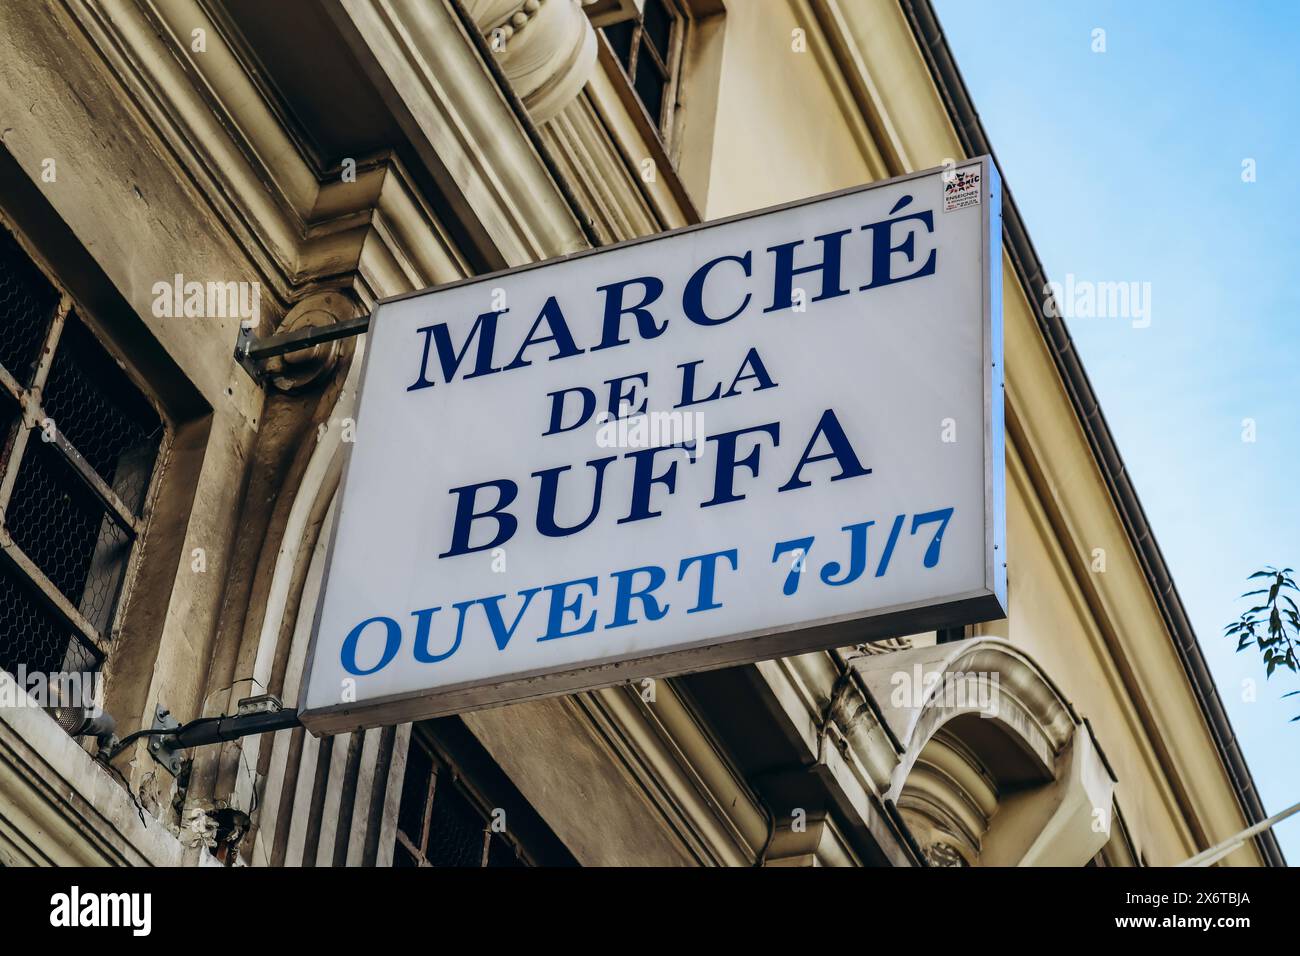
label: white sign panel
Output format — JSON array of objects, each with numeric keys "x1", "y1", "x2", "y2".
[{"x1": 301, "y1": 159, "x2": 1005, "y2": 733}]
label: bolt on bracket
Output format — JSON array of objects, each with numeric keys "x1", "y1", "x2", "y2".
[{"x1": 148, "y1": 704, "x2": 186, "y2": 776}]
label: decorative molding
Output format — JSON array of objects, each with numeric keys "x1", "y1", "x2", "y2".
[
  {"x1": 329, "y1": 0, "x2": 590, "y2": 267},
  {"x1": 749, "y1": 651, "x2": 917, "y2": 866},
  {"x1": 854, "y1": 638, "x2": 1116, "y2": 866},
  {"x1": 765, "y1": 814, "x2": 862, "y2": 867},
  {"x1": 59, "y1": 0, "x2": 469, "y2": 313},
  {"x1": 924, "y1": 840, "x2": 968, "y2": 867},
  {"x1": 576, "y1": 683, "x2": 766, "y2": 865},
  {"x1": 539, "y1": 91, "x2": 666, "y2": 243},
  {"x1": 260, "y1": 291, "x2": 356, "y2": 392},
  {"x1": 741, "y1": 636, "x2": 1121, "y2": 866},
  {"x1": 0, "y1": 671, "x2": 186, "y2": 866},
  {"x1": 898, "y1": 729, "x2": 996, "y2": 866},
  {"x1": 468, "y1": 0, "x2": 599, "y2": 122},
  {"x1": 853, "y1": 639, "x2": 1073, "y2": 801}
]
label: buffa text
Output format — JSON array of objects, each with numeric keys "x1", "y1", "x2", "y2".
[{"x1": 402, "y1": 193, "x2": 941, "y2": 560}]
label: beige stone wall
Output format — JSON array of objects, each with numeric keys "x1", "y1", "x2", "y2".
[{"x1": 699, "y1": 0, "x2": 881, "y2": 215}]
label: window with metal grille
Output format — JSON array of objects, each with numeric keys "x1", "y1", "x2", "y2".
[
  {"x1": 394, "y1": 727, "x2": 528, "y2": 867},
  {"x1": 592, "y1": 0, "x2": 686, "y2": 140},
  {"x1": 0, "y1": 220, "x2": 164, "y2": 690}
]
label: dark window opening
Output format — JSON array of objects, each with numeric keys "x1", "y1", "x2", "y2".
[
  {"x1": 395, "y1": 731, "x2": 528, "y2": 867},
  {"x1": 597, "y1": 0, "x2": 684, "y2": 138},
  {"x1": 0, "y1": 219, "x2": 164, "y2": 690},
  {"x1": 393, "y1": 717, "x2": 577, "y2": 867},
  {"x1": 0, "y1": 227, "x2": 57, "y2": 387},
  {"x1": 604, "y1": 19, "x2": 636, "y2": 69}
]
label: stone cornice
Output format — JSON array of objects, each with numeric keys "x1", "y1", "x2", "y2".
[
  {"x1": 0, "y1": 672, "x2": 186, "y2": 866},
  {"x1": 63, "y1": 0, "x2": 469, "y2": 312},
  {"x1": 328, "y1": 0, "x2": 590, "y2": 267}
]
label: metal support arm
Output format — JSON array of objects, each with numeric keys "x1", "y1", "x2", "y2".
[
  {"x1": 234, "y1": 314, "x2": 371, "y2": 383},
  {"x1": 121, "y1": 696, "x2": 304, "y2": 775},
  {"x1": 172, "y1": 708, "x2": 302, "y2": 749}
]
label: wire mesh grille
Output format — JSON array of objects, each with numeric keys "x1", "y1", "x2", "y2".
[
  {"x1": 0, "y1": 221, "x2": 162, "y2": 684},
  {"x1": 486, "y1": 832, "x2": 524, "y2": 867},
  {"x1": 424, "y1": 779, "x2": 488, "y2": 867},
  {"x1": 0, "y1": 564, "x2": 96, "y2": 677},
  {"x1": 42, "y1": 316, "x2": 162, "y2": 514},
  {"x1": 394, "y1": 738, "x2": 526, "y2": 868},
  {"x1": 0, "y1": 226, "x2": 57, "y2": 386},
  {"x1": 6, "y1": 442, "x2": 130, "y2": 634}
]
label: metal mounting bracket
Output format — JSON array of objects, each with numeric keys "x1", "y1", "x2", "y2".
[
  {"x1": 148, "y1": 704, "x2": 185, "y2": 776},
  {"x1": 234, "y1": 314, "x2": 371, "y2": 385},
  {"x1": 146, "y1": 698, "x2": 303, "y2": 777}
]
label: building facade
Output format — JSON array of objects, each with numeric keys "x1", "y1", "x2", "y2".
[{"x1": 0, "y1": 0, "x2": 1280, "y2": 867}]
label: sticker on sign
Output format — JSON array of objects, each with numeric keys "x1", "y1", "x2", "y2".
[
  {"x1": 299, "y1": 158, "x2": 1005, "y2": 733},
  {"x1": 944, "y1": 164, "x2": 983, "y2": 212}
]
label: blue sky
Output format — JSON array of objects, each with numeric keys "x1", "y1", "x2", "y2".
[{"x1": 932, "y1": 0, "x2": 1300, "y2": 862}]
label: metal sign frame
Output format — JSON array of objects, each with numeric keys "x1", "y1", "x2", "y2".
[{"x1": 299, "y1": 157, "x2": 1005, "y2": 734}]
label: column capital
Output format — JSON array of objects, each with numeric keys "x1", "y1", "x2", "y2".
[{"x1": 468, "y1": 0, "x2": 599, "y2": 122}]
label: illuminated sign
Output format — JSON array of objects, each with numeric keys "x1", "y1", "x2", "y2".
[{"x1": 301, "y1": 159, "x2": 1004, "y2": 733}]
